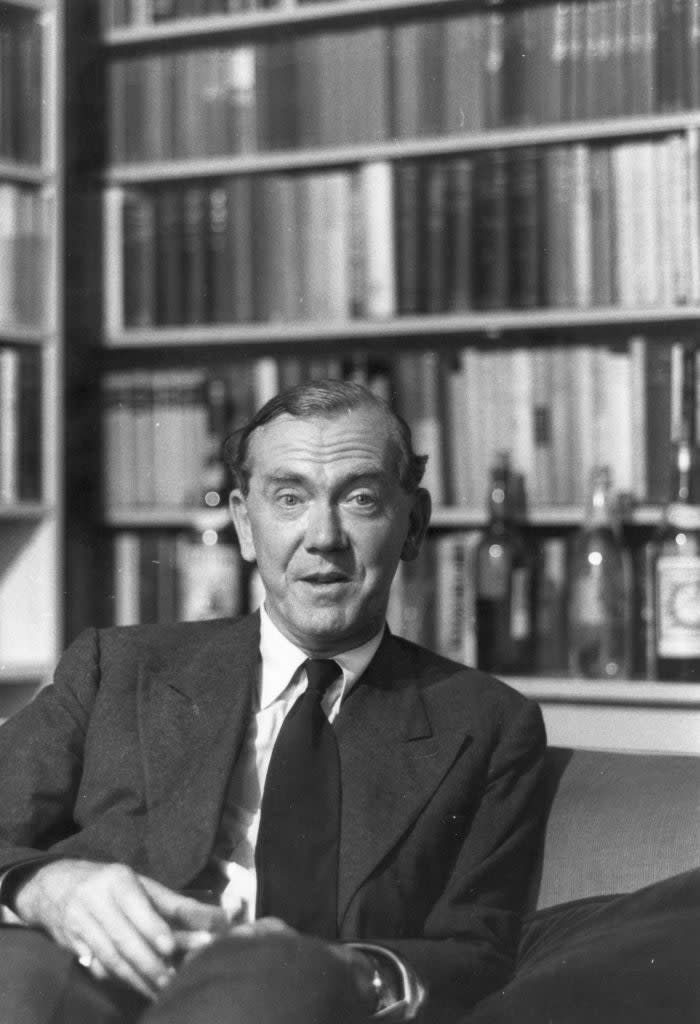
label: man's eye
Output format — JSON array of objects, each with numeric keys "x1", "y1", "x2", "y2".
[
  {"x1": 277, "y1": 493, "x2": 301, "y2": 507},
  {"x1": 347, "y1": 492, "x2": 377, "y2": 508}
]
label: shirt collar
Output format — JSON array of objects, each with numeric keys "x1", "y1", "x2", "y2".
[{"x1": 258, "y1": 603, "x2": 385, "y2": 710}]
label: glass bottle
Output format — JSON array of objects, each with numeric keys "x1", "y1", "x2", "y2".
[
  {"x1": 650, "y1": 346, "x2": 700, "y2": 682},
  {"x1": 179, "y1": 377, "x2": 242, "y2": 621},
  {"x1": 567, "y1": 466, "x2": 631, "y2": 679},
  {"x1": 475, "y1": 452, "x2": 535, "y2": 674}
]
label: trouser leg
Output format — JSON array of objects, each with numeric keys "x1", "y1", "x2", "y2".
[
  {"x1": 142, "y1": 932, "x2": 371, "y2": 1024},
  {"x1": 0, "y1": 926, "x2": 148, "y2": 1024}
]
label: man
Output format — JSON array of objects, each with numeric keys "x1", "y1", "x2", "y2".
[{"x1": 0, "y1": 379, "x2": 546, "y2": 1024}]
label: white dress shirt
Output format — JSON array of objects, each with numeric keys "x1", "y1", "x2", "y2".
[{"x1": 211, "y1": 603, "x2": 385, "y2": 921}]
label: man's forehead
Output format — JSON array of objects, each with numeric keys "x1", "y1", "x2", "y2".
[{"x1": 247, "y1": 410, "x2": 397, "y2": 475}]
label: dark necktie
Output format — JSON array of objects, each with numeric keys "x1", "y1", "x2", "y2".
[{"x1": 255, "y1": 659, "x2": 342, "y2": 937}]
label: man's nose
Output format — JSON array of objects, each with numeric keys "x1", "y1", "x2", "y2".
[{"x1": 304, "y1": 501, "x2": 346, "y2": 550}]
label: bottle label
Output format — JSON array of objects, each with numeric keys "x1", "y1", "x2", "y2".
[
  {"x1": 656, "y1": 556, "x2": 700, "y2": 658},
  {"x1": 510, "y1": 568, "x2": 532, "y2": 640}
]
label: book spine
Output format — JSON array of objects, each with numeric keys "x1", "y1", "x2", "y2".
[
  {"x1": 394, "y1": 160, "x2": 424, "y2": 315},
  {"x1": 0, "y1": 348, "x2": 20, "y2": 504},
  {"x1": 473, "y1": 150, "x2": 509, "y2": 310},
  {"x1": 122, "y1": 189, "x2": 156, "y2": 328},
  {"x1": 359, "y1": 162, "x2": 396, "y2": 319},
  {"x1": 447, "y1": 157, "x2": 474, "y2": 313},
  {"x1": 508, "y1": 146, "x2": 541, "y2": 309},
  {"x1": 17, "y1": 347, "x2": 42, "y2": 502}
]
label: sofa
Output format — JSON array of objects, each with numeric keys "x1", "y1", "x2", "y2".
[
  {"x1": 466, "y1": 746, "x2": 700, "y2": 1022},
  {"x1": 533, "y1": 746, "x2": 700, "y2": 910}
]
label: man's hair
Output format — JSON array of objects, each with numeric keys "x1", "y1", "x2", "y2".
[{"x1": 223, "y1": 378, "x2": 428, "y2": 496}]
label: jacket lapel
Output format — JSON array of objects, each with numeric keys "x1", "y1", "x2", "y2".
[
  {"x1": 139, "y1": 614, "x2": 260, "y2": 887},
  {"x1": 335, "y1": 634, "x2": 472, "y2": 922}
]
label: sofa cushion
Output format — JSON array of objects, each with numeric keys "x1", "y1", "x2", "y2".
[
  {"x1": 465, "y1": 868, "x2": 700, "y2": 1023},
  {"x1": 534, "y1": 748, "x2": 700, "y2": 909}
]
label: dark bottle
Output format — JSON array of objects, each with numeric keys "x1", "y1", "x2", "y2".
[
  {"x1": 475, "y1": 453, "x2": 535, "y2": 674},
  {"x1": 650, "y1": 346, "x2": 700, "y2": 682},
  {"x1": 567, "y1": 466, "x2": 631, "y2": 679},
  {"x1": 179, "y1": 377, "x2": 242, "y2": 621}
]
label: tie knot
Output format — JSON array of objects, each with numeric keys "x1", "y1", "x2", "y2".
[{"x1": 304, "y1": 659, "x2": 340, "y2": 698}]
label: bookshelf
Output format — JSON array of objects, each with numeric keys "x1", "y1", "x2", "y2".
[
  {"x1": 0, "y1": 0, "x2": 63, "y2": 721},
  {"x1": 65, "y1": 0, "x2": 700, "y2": 753}
]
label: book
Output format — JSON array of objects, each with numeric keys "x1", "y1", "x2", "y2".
[
  {"x1": 443, "y1": 13, "x2": 484, "y2": 134},
  {"x1": 0, "y1": 184, "x2": 17, "y2": 326},
  {"x1": 571, "y1": 143, "x2": 593, "y2": 308},
  {"x1": 17, "y1": 347, "x2": 42, "y2": 502},
  {"x1": 390, "y1": 20, "x2": 421, "y2": 139},
  {"x1": 590, "y1": 145, "x2": 615, "y2": 306},
  {"x1": 394, "y1": 160, "x2": 424, "y2": 315},
  {"x1": 446, "y1": 157, "x2": 474, "y2": 312},
  {"x1": 181, "y1": 185, "x2": 208, "y2": 325},
  {"x1": 508, "y1": 147, "x2": 541, "y2": 309},
  {"x1": 482, "y1": 12, "x2": 505, "y2": 128},
  {"x1": 122, "y1": 189, "x2": 156, "y2": 328},
  {"x1": 358, "y1": 162, "x2": 396, "y2": 319},
  {"x1": 425, "y1": 159, "x2": 450, "y2": 314},
  {"x1": 0, "y1": 347, "x2": 20, "y2": 504},
  {"x1": 542, "y1": 146, "x2": 574, "y2": 308},
  {"x1": 227, "y1": 175, "x2": 255, "y2": 324},
  {"x1": 154, "y1": 187, "x2": 184, "y2": 326},
  {"x1": 472, "y1": 150, "x2": 509, "y2": 310}
]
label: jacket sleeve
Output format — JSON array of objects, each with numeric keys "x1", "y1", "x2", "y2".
[
  {"x1": 374, "y1": 697, "x2": 547, "y2": 1023},
  {"x1": 0, "y1": 628, "x2": 101, "y2": 875}
]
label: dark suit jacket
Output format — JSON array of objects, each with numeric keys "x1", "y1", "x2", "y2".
[{"x1": 0, "y1": 614, "x2": 546, "y2": 1021}]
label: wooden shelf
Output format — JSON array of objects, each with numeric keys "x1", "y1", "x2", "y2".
[
  {"x1": 0, "y1": 502, "x2": 52, "y2": 522},
  {"x1": 0, "y1": 324, "x2": 48, "y2": 345},
  {"x1": 0, "y1": 663, "x2": 52, "y2": 683},
  {"x1": 104, "y1": 112, "x2": 700, "y2": 185},
  {"x1": 0, "y1": 158, "x2": 45, "y2": 185},
  {"x1": 0, "y1": 0, "x2": 46, "y2": 12},
  {"x1": 104, "y1": 504, "x2": 664, "y2": 530},
  {"x1": 510, "y1": 678, "x2": 700, "y2": 708},
  {"x1": 105, "y1": 307, "x2": 700, "y2": 350},
  {"x1": 101, "y1": 0, "x2": 479, "y2": 47}
]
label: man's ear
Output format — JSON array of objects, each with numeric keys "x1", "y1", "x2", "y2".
[
  {"x1": 229, "y1": 489, "x2": 257, "y2": 563},
  {"x1": 400, "y1": 488, "x2": 432, "y2": 562}
]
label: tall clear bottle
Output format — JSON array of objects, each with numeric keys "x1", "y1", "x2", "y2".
[
  {"x1": 475, "y1": 452, "x2": 535, "y2": 674},
  {"x1": 650, "y1": 346, "x2": 700, "y2": 682},
  {"x1": 567, "y1": 466, "x2": 631, "y2": 679}
]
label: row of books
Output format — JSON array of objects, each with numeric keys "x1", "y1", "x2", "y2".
[
  {"x1": 101, "y1": 339, "x2": 696, "y2": 514},
  {"x1": 108, "y1": 527, "x2": 653, "y2": 679},
  {"x1": 102, "y1": 353, "x2": 388, "y2": 508},
  {"x1": 0, "y1": 12, "x2": 41, "y2": 164},
  {"x1": 0, "y1": 346, "x2": 42, "y2": 505},
  {"x1": 0, "y1": 184, "x2": 50, "y2": 329},
  {"x1": 103, "y1": 0, "x2": 316, "y2": 29},
  {"x1": 106, "y1": 1, "x2": 700, "y2": 163},
  {"x1": 116, "y1": 164, "x2": 397, "y2": 328},
  {"x1": 111, "y1": 530, "x2": 250, "y2": 626},
  {"x1": 113, "y1": 135, "x2": 700, "y2": 330}
]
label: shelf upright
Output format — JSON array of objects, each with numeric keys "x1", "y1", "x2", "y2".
[{"x1": 0, "y1": 0, "x2": 64, "y2": 720}]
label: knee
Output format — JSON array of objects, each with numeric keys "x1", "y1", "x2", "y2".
[
  {"x1": 0, "y1": 927, "x2": 74, "y2": 1023},
  {"x1": 145, "y1": 930, "x2": 370, "y2": 1024}
]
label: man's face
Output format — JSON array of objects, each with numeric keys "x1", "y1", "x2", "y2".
[{"x1": 229, "y1": 407, "x2": 430, "y2": 656}]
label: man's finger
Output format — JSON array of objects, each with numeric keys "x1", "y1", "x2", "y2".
[{"x1": 140, "y1": 877, "x2": 228, "y2": 933}]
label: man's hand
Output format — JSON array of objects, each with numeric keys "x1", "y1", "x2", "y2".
[{"x1": 12, "y1": 859, "x2": 228, "y2": 999}]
